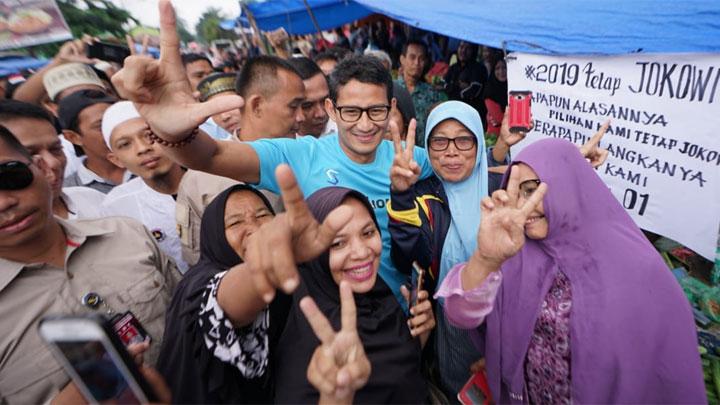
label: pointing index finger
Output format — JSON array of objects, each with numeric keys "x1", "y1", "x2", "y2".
[
  {"x1": 519, "y1": 183, "x2": 548, "y2": 218},
  {"x1": 404, "y1": 119, "x2": 416, "y2": 161},
  {"x1": 505, "y1": 165, "x2": 521, "y2": 205},
  {"x1": 300, "y1": 296, "x2": 336, "y2": 345},
  {"x1": 158, "y1": 0, "x2": 182, "y2": 66},
  {"x1": 587, "y1": 120, "x2": 610, "y2": 149},
  {"x1": 390, "y1": 120, "x2": 402, "y2": 155},
  {"x1": 275, "y1": 164, "x2": 310, "y2": 221},
  {"x1": 339, "y1": 282, "x2": 357, "y2": 333}
]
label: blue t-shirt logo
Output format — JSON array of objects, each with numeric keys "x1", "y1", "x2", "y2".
[{"x1": 325, "y1": 169, "x2": 339, "y2": 185}]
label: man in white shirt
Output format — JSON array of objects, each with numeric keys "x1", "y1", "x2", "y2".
[
  {"x1": 100, "y1": 101, "x2": 189, "y2": 272},
  {"x1": 58, "y1": 89, "x2": 134, "y2": 193}
]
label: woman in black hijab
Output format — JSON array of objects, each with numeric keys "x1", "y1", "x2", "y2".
[
  {"x1": 201, "y1": 186, "x2": 434, "y2": 403},
  {"x1": 156, "y1": 184, "x2": 288, "y2": 403},
  {"x1": 274, "y1": 187, "x2": 429, "y2": 403}
]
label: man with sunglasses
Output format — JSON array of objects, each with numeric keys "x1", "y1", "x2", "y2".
[
  {"x1": 58, "y1": 89, "x2": 134, "y2": 194},
  {"x1": 0, "y1": 100, "x2": 105, "y2": 220},
  {"x1": 0, "y1": 127, "x2": 180, "y2": 404}
]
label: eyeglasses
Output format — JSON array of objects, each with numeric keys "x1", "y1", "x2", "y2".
[
  {"x1": 333, "y1": 103, "x2": 391, "y2": 122},
  {"x1": 519, "y1": 179, "x2": 541, "y2": 199},
  {"x1": 427, "y1": 136, "x2": 477, "y2": 151},
  {"x1": 0, "y1": 161, "x2": 34, "y2": 191}
]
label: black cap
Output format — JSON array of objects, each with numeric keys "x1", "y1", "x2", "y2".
[
  {"x1": 57, "y1": 89, "x2": 117, "y2": 130},
  {"x1": 197, "y1": 72, "x2": 236, "y2": 102}
]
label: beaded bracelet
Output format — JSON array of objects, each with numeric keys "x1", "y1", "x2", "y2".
[{"x1": 147, "y1": 128, "x2": 199, "y2": 148}]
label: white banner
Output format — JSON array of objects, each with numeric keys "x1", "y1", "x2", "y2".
[{"x1": 508, "y1": 52, "x2": 720, "y2": 260}]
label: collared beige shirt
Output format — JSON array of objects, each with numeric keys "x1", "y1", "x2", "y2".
[
  {"x1": 175, "y1": 170, "x2": 285, "y2": 266},
  {"x1": 0, "y1": 217, "x2": 181, "y2": 404}
]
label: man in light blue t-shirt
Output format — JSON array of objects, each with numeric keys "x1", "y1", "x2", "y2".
[
  {"x1": 121, "y1": 51, "x2": 434, "y2": 305},
  {"x1": 223, "y1": 55, "x2": 435, "y2": 305}
]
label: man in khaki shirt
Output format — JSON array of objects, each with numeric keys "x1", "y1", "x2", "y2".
[{"x1": 0, "y1": 127, "x2": 180, "y2": 403}]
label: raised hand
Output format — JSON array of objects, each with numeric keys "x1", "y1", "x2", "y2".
[
  {"x1": 54, "y1": 39, "x2": 95, "y2": 65},
  {"x1": 400, "y1": 285, "x2": 435, "y2": 347},
  {"x1": 476, "y1": 166, "x2": 547, "y2": 266},
  {"x1": 500, "y1": 108, "x2": 533, "y2": 146},
  {"x1": 243, "y1": 164, "x2": 352, "y2": 302},
  {"x1": 111, "y1": 0, "x2": 243, "y2": 141},
  {"x1": 389, "y1": 119, "x2": 421, "y2": 192},
  {"x1": 302, "y1": 282, "x2": 371, "y2": 404},
  {"x1": 579, "y1": 120, "x2": 610, "y2": 168}
]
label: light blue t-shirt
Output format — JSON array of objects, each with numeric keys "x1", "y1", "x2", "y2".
[{"x1": 250, "y1": 133, "x2": 433, "y2": 306}]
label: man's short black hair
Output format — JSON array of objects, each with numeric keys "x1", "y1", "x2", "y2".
[
  {"x1": 287, "y1": 57, "x2": 323, "y2": 81},
  {"x1": 181, "y1": 53, "x2": 213, "y2": 67},
  {"x1": 235, "y1": 55, "x2": 301, "y2": 99},
  {"x1": 313, "y1": 47, "x2": 350, "y2": 64},
  {"x1": 401, "y1": 39, "x2": 429, "y2": 58},
  {"x1": 0, "y1": 124, "x2": 33, "y2": 160},
  {"x1": 0, "y1": 99, "x2": 55, "y2": 127},
  {"x1": 328, "y1": 55, "x2": 392, "y2": 103}
]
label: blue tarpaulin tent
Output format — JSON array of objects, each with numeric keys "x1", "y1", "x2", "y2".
[
  {"x1": 355, "y1": 0, "x2": 720, "y2": 54},
  {"x1": 245, "y1": 0, "x2": 720, "y2": 54},
  {"x1": 245, "y1": 0, "x2": 372, "y2": 35},
  {"x1": 0, "y1": 55, "x2": 48, "y2": 76}
]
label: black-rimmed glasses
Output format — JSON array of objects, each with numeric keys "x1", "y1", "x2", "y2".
[
  {"x1": 333, "y1": 103, "x2": 391, "y2": 122},
  {"x1": 0, "y1": 161, "x2": 34, "y2": 190},
  {"x1": 427, "y1": 136, "x2": 477, "y2": 151}
]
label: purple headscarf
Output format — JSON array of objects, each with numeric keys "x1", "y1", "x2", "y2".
[{"x1": 483, "y1": 138, "x2": 704, "y2": 403}]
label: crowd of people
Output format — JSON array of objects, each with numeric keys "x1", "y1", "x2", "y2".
[{"x1": 0, "y1": 1, "x2": 707, "y2": 403}]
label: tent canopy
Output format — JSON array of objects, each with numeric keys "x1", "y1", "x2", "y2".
[
  {"x1": 356, "y1": 0, "x2": 720, "y2": 54},
  {"x1": 243, "y1": 0, "x2": 720, "y2": 54},
  {"x1": 0, "y1": 55, "x2": 48, "y2": 77},
  {"x1": 245, "y1": 0, "x2": 372, "y2": 35}
]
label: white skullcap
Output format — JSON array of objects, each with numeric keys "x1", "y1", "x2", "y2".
[
  {"x1": 42, "y1": 62, "x2": 105, "y2": 101},
  {"x1": 101, "y1": 101, "x2": 141, "y2": 150}
]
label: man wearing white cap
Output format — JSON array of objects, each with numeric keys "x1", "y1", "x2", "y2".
[{"x1": 100, "y1": 101, "x2": 189, "y2": 273}]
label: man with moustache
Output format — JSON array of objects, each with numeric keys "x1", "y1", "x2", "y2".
[
  {"x1": 0, "y1": 126, "x2": 179, "y2": 403},
  {"x1": 287, "y1": 57, "x2": 337, "y2": 137},
  {"x1": 100, "y1": 101, "x2": 189, "y2": 272},
  {"x1": 234, "y1": 55, "x2": 306, "y2": 140},
  {"x1": 0, "y1": 100, "x2": 105, "y2": 219}
]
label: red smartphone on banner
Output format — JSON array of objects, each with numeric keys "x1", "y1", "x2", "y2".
[
  {"x1": 458, "y1": 371, "x2": 493, "y2": 405},
  {"x1": 508, "y1": 91, "x2": 532, "y2": 133}
]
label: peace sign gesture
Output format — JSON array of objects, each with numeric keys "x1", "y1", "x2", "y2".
[
  {"x1": 111, "y1": 0, "x2": 243, "y2": 141},
  {"x1": 579, "y1": 120, "x2": 610, "y2": 168},
  {"x1": 301, "y1": 282, "x2": 371, "y2": 404},
  {"x1": 475, "y1": 165, "x2": 548, "y2": 267},
  {"x1": 389, "y1": 118, "x2": 421, "y2": 192}
]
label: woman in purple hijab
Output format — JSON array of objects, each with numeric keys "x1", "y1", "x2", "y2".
[{"x1": 436, "y1": 138, "x2": 705, "y2": 403}]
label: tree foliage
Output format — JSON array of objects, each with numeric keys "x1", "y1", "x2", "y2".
[
  {"x1": 195, "y1": 7, "x2": 236, "y2": 45},
  {"x1": 59, "y1": 0, "x2": 138, "y2": 38},
  {"x1": 27, "y1": 0, "x2": 137, "y2": 57}
]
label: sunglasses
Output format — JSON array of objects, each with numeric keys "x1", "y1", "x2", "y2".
[{"x1": 0, "y1": 161, "x2": 34, "y2": 191}]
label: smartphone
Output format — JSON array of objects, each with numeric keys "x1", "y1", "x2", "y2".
[
  {"x1": 508, "y1": 90, "x2": 533, "y2": 133},
  {"x1": 87, "y1": 41, "x2": 131, "y2": 64},
  {"x1": 457, "y1": 370, "x2": 493, "y2": 405},
  {"x1": 38, "y1": 315, "x2": 158, "y2": 404},
  {"x1": 411, "y1": 262, "x2": 425, "y2": 307}
]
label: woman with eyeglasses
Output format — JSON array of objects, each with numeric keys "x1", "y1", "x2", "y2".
[
  {"x1": 387, "y1": 100, "x2": 514, "y2": 399},
  {"x1": 435, "y1": 138, "x2": 704, "y2": 403}
]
